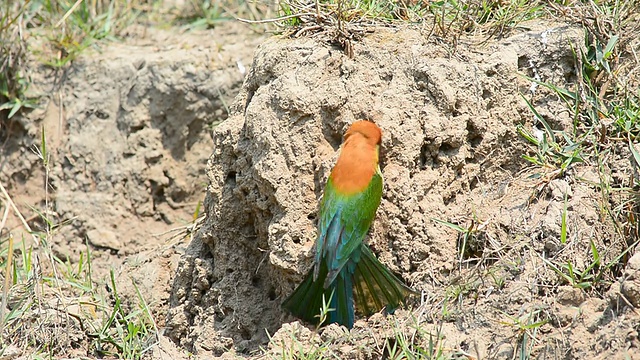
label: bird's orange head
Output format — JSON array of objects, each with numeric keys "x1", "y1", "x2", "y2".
[
  {"x1": 343, "y1": 120, "x2": 382, "y2": 147},
  {"x1": 328, "y1": 120, "x2": 382, "y2": 195}
]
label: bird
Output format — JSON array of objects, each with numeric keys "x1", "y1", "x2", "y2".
[{"x1": 282, "y1": 120, "x2": 415, "y2": 329}]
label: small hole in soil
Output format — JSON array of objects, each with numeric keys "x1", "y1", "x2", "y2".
[
  {"x1": 226, "y1": 268, "x2": 234, "y2": 274},
  {"x1": 268, "y1": 288, "x2": 277, "y2": 301},
  {"x1": 517, "y1": 55, "x2": 530, "y2": 71},
  {"x1": 130, "y1": 124, "x2": 145, "y2": 132},
  {"x1": 443, "y1": 192, "x2": 456, "y2": 206},
  {"x1": 251, "y1": 276, "x2": 260, "y2": 286},
  {"x1": 151, "y1": 182, "x2": 164, "y2": 197},
  {"x1": 225, "y1": 171, "x2": 237, "y2": 187},
  {"x1": 467, "y1": 122, "x2": 483, "y2": 148},
  {"x1": 419, "y1": 142, "x2": 429, "y2": 169},
  {"x1": 439, "y1": 142, "x2": 456, "y2": 154},
  {"x1": 170, "y1": 189, "x2": 188, "y2": 203},
  {"x1": 95, "y1": 110, "x2": 109, "y2": 119},
  {"x1": 469, "y1": 135, "x2": 483, "y2": 148},
  {"x1": 11, "y1": 171, "x2": 27, "y2": 185},
  {"x1": 470, "y1": 177, "x2": 479, "y2": 191},
  {"x1": 240, "y1": 327, "x2": 252, "y2": 340},
  {"x1": 307, "y1": 213, "x2": 316, "y2": 221}
]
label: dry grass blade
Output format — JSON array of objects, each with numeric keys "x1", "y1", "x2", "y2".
[
  {"x1": 238, "y1": 11, "x2": 317, "y2": 25},
  {"x1": 0, "y1": 212, "x2": 12, "y2": 339},
  {"x1": 0, "y1": 181, "x2": 39, "y2": 248},
  {"x1": 55, "y1": 0, "x2": 85, "y2": 27}
]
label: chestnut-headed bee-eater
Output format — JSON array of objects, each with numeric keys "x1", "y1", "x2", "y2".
[{"x1": 282, "y1": 120, "x2": 415, "y2": 329}]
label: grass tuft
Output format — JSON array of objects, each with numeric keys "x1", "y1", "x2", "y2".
[
  {"x1": 0, "y1": 127, "x2": 157, "y2": 358},
  {"x1": 28, "y1": 0, "x2": 141, "y2": 68},
  {"x1": 517, "y1": 0, "x2": 640, "y2": 298}
]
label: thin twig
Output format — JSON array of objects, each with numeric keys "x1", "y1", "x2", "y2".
[{"x1": 237, "y1": 12, "x2": 316, "y2": 24}]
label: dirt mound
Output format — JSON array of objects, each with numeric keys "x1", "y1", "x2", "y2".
[
  {"x1": 0, "y1": 22, "x2": 264, "y2": 355},
  {"x1": 166, "y1": 22, "x2": 638, "y2": 358}
]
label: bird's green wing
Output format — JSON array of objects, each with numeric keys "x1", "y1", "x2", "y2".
[{"x1": 314, "y1": 171, "x2": 383, "y2": 287}]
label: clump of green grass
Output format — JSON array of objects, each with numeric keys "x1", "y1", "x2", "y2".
[
  {"x1": 539, "y1": 239, "x2": 639, "y2": 292},
  {"x1": 26, "y1": 0, "x2": 142, "y2": 68},
  {"x1": 263, "y1": 328, "x2": 334, "y2": 360},
  {"x1": 499, "y1": 306, "x2": 548, "y2": 360},
  {"x1": 516, "y1": 93, "x2": 585, "y2": 180},
  {"x1": 273, "y1": 0, "x2": 408, "y2": 25},
  {"x1": 0, "y1": 2, "x2": 37, "y2": 121},
  {"x1": 427, "y1": 0, "x2": 545, "y2": 45},
  {"x1": 432, "y1": 215, "x2": 495, "y2": 268},
  {"x1": 381, "y1": 318, "x2": 471, "y2": 360},
  {"x1": 0, "y1": 235, "x2": 158, "y2": 358}
]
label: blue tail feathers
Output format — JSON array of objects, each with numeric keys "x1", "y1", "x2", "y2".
[{"x1": 282, "y1": 244, "x2": 414, "y2": 329}]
